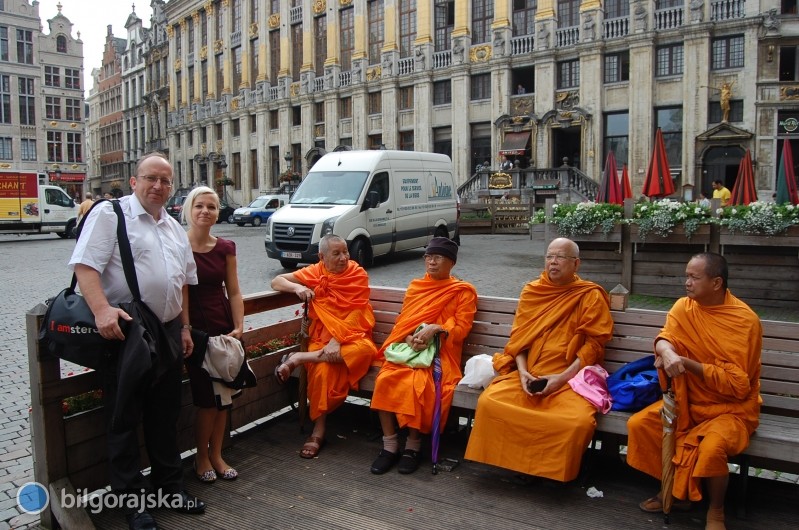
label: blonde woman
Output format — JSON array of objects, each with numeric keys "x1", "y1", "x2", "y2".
[{"x1": 182, "y1": 187, "x2": 244, "y2": 482}]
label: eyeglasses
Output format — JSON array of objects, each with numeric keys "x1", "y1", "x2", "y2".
[
  {"x1": 137, "y1": 175, "x2": 173, "y2": 187},
  {"x1": 545, "y1": 254, "x2": 578, "y2": 263},
  {"x1": 424, "y1": 254, "x2": 445, "y2": 262}
]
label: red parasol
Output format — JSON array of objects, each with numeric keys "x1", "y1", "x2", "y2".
[
  {"x1": 730, "y1": 149, "x2": 757, "y2": 205},
  {"x1": 642, "y1": 128, "x2": 676, "y2": 198},
  {"x1": 776, "y1": 139, "x2": 799, "y2": 205},
  {"x1": 621, "y1": 164, "x2": 633, "y2": 201},
  {"x1": 597, "y1": 151, "x2": 623, "y2": 204}
]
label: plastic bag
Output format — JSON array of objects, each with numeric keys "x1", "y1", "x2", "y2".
[
  {"x1": 384, "y1": 324, "x2": 435, "y2": 368},
  {"x1": 458, "y1": 354, "x2": 497, "y2": 389}
]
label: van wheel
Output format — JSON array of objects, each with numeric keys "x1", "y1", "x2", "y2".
[
  {"x1": 227, "y1": 214, "x2": 234, "y2": 224},
  {"x1": 280, "y1": 260, "x2": 297, "y2": 269},
  {"x1": 252, "y1": 217, "x2": 262, "y2": 227},
  {"x1": 349, "y1": 239, "x2": 372, "y2": 268},
  {"x1": 434, "y1": 225, "x2": 449, "y2": 239}
]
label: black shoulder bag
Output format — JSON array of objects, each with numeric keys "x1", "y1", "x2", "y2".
[{"x1": 39, "y1": 199, "x2": 139, "y2": 370}]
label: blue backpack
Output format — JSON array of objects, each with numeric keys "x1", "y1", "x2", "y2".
[{"x1": 606, "y1": 355, "x2": 662, "y2": 412}]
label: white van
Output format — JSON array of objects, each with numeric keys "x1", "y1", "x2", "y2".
[
  {"x1": 264, "y1": 150, "x2": 458, "y2": 268},
  {"x1": 232, "y1": 194, "x2": 289, "y2": 226}
]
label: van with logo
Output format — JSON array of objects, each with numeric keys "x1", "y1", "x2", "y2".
[{"x1": 264, "y1": 150, "x2": 458, "y2": 268}]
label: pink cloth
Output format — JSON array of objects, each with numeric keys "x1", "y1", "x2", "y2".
[{"x1": 568, "y1": 364, "x2": 612, "y2": 414}]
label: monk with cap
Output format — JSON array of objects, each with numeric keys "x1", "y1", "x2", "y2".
[
  {"x1": 271, "y1": 234, "x2": 377, "y2": 458},
  {"x1": 627, "y1": 252, "x2": 761, "y2": 530},
  {"x1": 370, "y1": 237, "x2": 477, "y2": 475},
  {"x1": 464, "y1": 237, "x2": 613, "y2": 482}
]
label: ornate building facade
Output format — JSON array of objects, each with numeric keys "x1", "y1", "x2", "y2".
[
  {"x1": 150, "y1": 0, "x2": 798, "y2": 205},
  {"x1": 0, "y1": 1, "x2": 86, "y2": 198}
]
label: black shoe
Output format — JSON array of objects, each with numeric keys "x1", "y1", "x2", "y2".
[
  {"x1": 126, "y1": 510, "x2": 158, "y2": 530},
  {"x1": 170, "y1": 490, "x2": 206, "y2": 514},
  {"x1": 397, "y1": 449, "x2": 421, "y2": 475},
  {"x1": 370, "y1": 449, "x2": 400, "y2": 475}
]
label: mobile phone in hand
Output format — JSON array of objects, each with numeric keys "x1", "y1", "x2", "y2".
[{"x1": 527, "y1": 378, "x2": 548, "y2": 393}]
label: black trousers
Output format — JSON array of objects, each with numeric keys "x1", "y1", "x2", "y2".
[{"x1": 102, "y1": 318, "x2": 184, "y2": 495}]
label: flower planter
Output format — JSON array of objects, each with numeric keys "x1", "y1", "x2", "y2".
[
  {"x1": 564, "y1": 225, "x2": 622, "y2": 243},
  {"x1": 719, "y1": 226, "x2": 799, "y2": 247},
  {"x1": 630, "y1": 224, "x2": 711, "y2": 244}
]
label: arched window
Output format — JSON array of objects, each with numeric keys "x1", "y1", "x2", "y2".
[{"x1": 56, "y1": 35, "x2": 67, "y2": 53}]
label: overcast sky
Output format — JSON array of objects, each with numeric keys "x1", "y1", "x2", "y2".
[{"x1": 35, "y1": 0, "x2": 153, "y2": 93}]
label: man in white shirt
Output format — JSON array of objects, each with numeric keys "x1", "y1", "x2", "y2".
[{"x1": 70, "y1": 153, "x2": 202, "y2": 530}]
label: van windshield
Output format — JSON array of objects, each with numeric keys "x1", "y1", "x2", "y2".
[
  {"x1": 290, "y1": 171, "x2": 369, "y2": 205},
  {"x1": 247, "y1": 198, "x2": 268, "y2": 208}
]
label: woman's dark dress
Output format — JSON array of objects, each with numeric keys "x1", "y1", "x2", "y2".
[{"x1": 187, "y1": 238, "x2": 236, "y2": 408}]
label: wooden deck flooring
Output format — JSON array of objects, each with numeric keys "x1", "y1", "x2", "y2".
[{"x1": 90, "y1": 403, "x2": 797, "y2": 529}]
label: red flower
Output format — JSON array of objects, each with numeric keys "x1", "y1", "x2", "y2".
[{"x1": 62, "y1": 401, "x2": 69, "y2": 413}]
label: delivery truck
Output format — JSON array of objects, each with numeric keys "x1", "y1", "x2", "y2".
[
  {"x1": 264, "y1": 150, "x2": 458, "y2": 268},
  {"x1": 0, "y1": 171, "x2": 79, "y2": 238}
]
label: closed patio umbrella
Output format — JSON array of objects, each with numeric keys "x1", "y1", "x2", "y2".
[
  {"x1": 776, "y1": 139, "x2": 799, "y2": 205},
  {"x1": 597, "y1": 151, "x2": 623, "y2": 204},
  {"x1": 642, "y1": 128, "x2": 676, "y2": 198},
  {"x1": 431, "y1": 332, "x2": 443, "y2": 474},
  {"x1": 730, "y1": 149, "x2": 757, "y2": 205},
  {"x1": 660, "y1": 379, "x2": 679, "y2": 524},
  {"x1": 298, "y1": 302, "x2": 310, "y2": 431},
  {"x1": 621, "y1": 164, "x2": 634, "y2": 201}
]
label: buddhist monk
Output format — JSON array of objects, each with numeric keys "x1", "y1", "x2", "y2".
[
  {"x1": 370, "y1": 237, "x2": 477, "y2": 475},
  {"x1": 464, "y1": 237, "x2": 613, "y2": 482},
  {"x1": 627, "y1": 252, "x2": 761, "y2": 530},
  {"x1": 271, "y1": 234, "x2": 377, "y2": 458}
]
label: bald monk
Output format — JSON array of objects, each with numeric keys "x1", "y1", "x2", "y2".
[
  {"x1": 464, "y1": 238, "x2": 613, "y2": 482},
  {"x1": 272, "y1": 234, "x2": 377, "y2": 458},
  {"x1": 627, "y1": 252, "x2": 761, "y2": 530},
  {"x1": 370, "y1": 237, "x2": 477, "y2": 475}
]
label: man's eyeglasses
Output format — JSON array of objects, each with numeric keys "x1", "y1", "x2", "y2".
[
  {"x1": 137, "y1": 175, "x2": 173, "y2": 187},
  {"x1": 423, "y1": 254, "x2": 445, "y2": 263},
  {"x1": 545, "y1": 254, "x2": 578, "y2": 263}
]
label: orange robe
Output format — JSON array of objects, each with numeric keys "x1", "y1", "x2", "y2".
[
  {"x1": 370, "y1": 274, "x2": 477, "y2": 433},
  {"x1": 627, "y1": 291, "x2": 761, "y2": 502},
  {"x1": 464, "y1": 272, "x2": 613, "y2": 482},
  {"x1": 293, "y1": 261, "x2": 377, "y2": 420}
]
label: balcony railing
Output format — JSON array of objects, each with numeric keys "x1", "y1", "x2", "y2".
[
  {"x1": 268, "y1": 86, "x2": 281, "y2": 101},
  {"x1": 289, "y1": 6, "x2": 302, "y2": 25},
  {"x1": 313, "y1": 77, "x2": 324, "y2": 92},
  {"x1": 510, "y1": 35, "x2": 535, "y2": 55},
  {"x1": 654, "y1": 7, "x2": 684, "y2": 30},
  {"x1": 555, "y1": 26, "x2": 579, "y2": 48},
  {"x1": 603, "y1": 16, "x2": 630, "y2": 39},
  {"x1": 710, "y1": 0, "x2": 745, "y2": 21},
  {"x1": 397, "y1": 57, "x2": 414, "y2": 76},
  {"x1": 339, "y1": 70, "x2": 352, "y2": 87},
  {"x1": 231, "y1": 31, "x2": 241, "y2": 48},
  {"x1": 432, "y1": 50, "x2": 451, "y2": 69}
]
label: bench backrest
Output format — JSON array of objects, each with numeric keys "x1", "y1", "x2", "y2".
[{"x1": 369, "y1": 286, "x2": 799, "y2": 417}]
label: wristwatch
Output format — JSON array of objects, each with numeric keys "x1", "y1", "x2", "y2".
[{"x1": 181, "y1": 324, "x2": 192, "y2": 330}]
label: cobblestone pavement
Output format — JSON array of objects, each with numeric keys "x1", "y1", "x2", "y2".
[{"x1": 1, "y1": 228, "x2": 796, "y2": 529}]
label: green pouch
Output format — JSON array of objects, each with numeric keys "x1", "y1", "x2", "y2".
[{"x1": 384, "y1": 324, "x2": 435, "y2": 368}]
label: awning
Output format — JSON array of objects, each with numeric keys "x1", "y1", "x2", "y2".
[
  {"x1": 49, "y1": 172, "x2": 85, "y2": 182},
  {"x1": 499, "y1": 132, "x2": 531, "y2": 156}
]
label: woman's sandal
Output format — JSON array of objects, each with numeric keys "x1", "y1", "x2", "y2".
[
  {"x1": 299, "y1": 435, "x2": 326, "y2": 459},
  {"x1": 273, "y1": 354, "x2": 295, "y2": 385}
]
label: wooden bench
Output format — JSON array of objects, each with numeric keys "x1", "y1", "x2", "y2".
[{"x1": 359, "y1": 286, "x2": 799, "y2": 510}]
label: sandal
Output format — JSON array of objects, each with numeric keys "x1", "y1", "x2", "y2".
[
  {"x1": 193, "y1": 461, "x2": 216, "y2": 484},
  {"x1": 300, "y1": 435, "x2": 326, "y2": 459},
  {"x1": 213, "y1": 467, "x2": 238, "y2": 480},
  {"x1": 274, "y1": 354, "x2": 295, "y2": 385},
  {"x1": 639, "y1": 494, "x2": 692, "y2": 513}
]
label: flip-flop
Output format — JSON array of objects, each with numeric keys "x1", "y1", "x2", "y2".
[
  {"x1": 273, "y1": 354, "x2": 294, "y2": 385},
  {"x1": 299, "y1": 435, "x2": 326, "y2": 459},
  {"x1": 639, "y1": 495, "x2": 692, "y2": 513}
]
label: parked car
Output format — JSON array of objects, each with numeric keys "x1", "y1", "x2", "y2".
[
  {"x1": 232, "y1": 194, "x2": 289, "y2": 226},
  {"x1": 218, "y1": 201, "x2": 237, "y2": 224},
  {"x1": 165, "y1": 189, "x2": 191, "y2": 222}
]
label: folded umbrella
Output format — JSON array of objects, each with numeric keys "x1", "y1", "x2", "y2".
[
  {"x1": 621, "y1": 164, "x2": 633, "y2": 201},
  {"x1": 597, "y1": 151, "x2": 623, "y2": 205},
  {"x1": 730, "y1": 149, "x2": 757, "y2": 205},
  {"x1": 776, "y1": 139, "x2": 799, "y2": 205},
  {"x1": 642, "y1": 128, "x2": 676, "y2": 198},
  {"x1": 298, "y1": 302, "x2": 310, "y2": 431},
  {"x1": 431, "y1": 332, "x2": 443, "y2": 475},
  {"x1": 660, "y1": 379, "x2": 679, "y2": 524}
]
